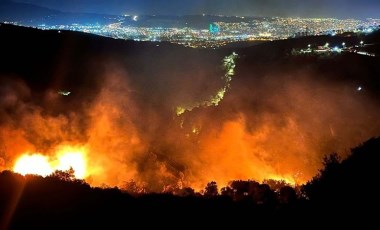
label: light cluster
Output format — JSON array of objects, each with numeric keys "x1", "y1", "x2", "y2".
[{"x1": 29, "y1": 16, "x2": 380, "y2": 48}]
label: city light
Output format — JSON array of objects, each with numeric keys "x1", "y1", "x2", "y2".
[{"x1": 14, "y1": 16, "x2": 378, "y2": 48}]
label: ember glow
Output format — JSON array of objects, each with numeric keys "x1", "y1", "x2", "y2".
[{"x1": 13, "y1": 146, "x2": 87, "y2": 179}]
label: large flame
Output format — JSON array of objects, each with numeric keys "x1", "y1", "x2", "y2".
[
  {"x1": 13, "y1": 154, "x2": 53, "y2": 177},
  {"x1": 13, "y1": 146, "x2": 87, "y2": 179}
]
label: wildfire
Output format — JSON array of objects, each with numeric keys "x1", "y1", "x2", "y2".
[
  {"x1": 13, "y1": 146, "x2": 87, "y2": 179},
  {"x1": 266, "y1": 175, "x2": 298, "y2": 186},
  {"x1": 176, "y1": 52, "x2": 238, "y2": 116},
  {"x1": 13, "y1": 154, "x2": 53, "y2": 177}
]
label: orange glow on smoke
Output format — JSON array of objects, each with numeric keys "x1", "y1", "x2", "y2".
[
  {"x1": 187, "y1": 116, "x2": 309, "y2": 190},
  {"x1": 13, "y1": 146, "x2": 87, "y2": 179},
  {"x1": 3, "y1": 70, "x2": 380, "y2": 192}
]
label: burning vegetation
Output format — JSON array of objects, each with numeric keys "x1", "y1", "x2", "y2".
[{"x1": 1, "y1": 24, "x2": 380, "y2": 193}]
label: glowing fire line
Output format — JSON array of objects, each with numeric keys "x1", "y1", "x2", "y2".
[{"x1": 176, "y1": 52, "x2": 238, "y2": 116}]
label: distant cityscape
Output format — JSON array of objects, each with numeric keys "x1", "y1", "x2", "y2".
[{"x1": 4, "y1": 15, "x2": 380, "y2": 48}]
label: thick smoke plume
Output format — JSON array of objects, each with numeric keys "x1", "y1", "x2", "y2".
[{"x1": 1, "y1": 35, "x2": 380, "y2": 192}]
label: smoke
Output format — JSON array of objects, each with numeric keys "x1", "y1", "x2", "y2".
[
  {"x1": 0, "y1": 76, "x2": 83, "y2": 167},
  {"x1": 184, "y1": 69, "x2": 380, "y2": 188},
  {"x1": 83, "y1": 71, "x2": 145, "y2": 186},
  {"x1": 1, "y1": 44, "x2": 380, "y2": 192}
]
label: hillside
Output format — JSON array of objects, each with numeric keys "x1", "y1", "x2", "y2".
[{"x1": 1, "y1": 23, "x2": 380, "y2": 191}]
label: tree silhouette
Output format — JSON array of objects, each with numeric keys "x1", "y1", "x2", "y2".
[
  {"x1": 263, "y1": 179, "x2": 291, "y2": 193},
  {"x1": 49, "y1": 167, "x2": 76, "y2": 181},
  {"x1": 220, "y1": 186, "x2": 234, "y2": 197},
  {"x1": 204, "y1": 181, "x2": 218, "y2": 197},
  {"x1": 302, "y1": 152, "x2": 342, "y2": 202},
  {"x1": 228, "y1": 180, "x2": 261, "y2": 201},
  {"x1": 251, "y1": 184, "x2": 275, "y2": 205},
  {"x1": 321, "y1": 153, "x2": 341, "y2": 175},
  {"x1": 278, "y1": 186, "x2": 297, "y2": 204},
  {"x1": 303, "y1": 137, "x2": 380, "y2": 219},
  {"x1": 48, "y1": 167, "x2": 86, "y2": 185}
]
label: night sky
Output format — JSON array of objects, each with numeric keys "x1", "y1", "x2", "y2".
[{"x1": 14, "y1": 0, "x2": 380, "y2": 19}]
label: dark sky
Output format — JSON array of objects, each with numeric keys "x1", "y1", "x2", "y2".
[{"x1": 15, "y1": 0, "x2": 380, "y2": 18}]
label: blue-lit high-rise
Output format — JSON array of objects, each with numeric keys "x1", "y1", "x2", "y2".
[{"x1": 209, "y1": 23, "x2": 220, "y2": 34}]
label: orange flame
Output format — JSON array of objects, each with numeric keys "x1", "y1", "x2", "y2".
[
  {"x1": 13, "y1": 145, "x2": 87, "y2": 179},
  {"x1": 14, "y1": 154, "x2": 53, "y2": 177}
]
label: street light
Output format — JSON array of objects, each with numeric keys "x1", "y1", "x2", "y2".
[
  {"x1": 360, "y1": 41, "x2": 364, "y2": 46},
  {"x1": 342, "y1": 42, "x2": 346, "y2": 48}
]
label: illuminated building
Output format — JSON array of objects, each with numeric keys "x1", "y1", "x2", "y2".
[{"x1": 209, "y1": 23, "x2": 220, "y2": 34}]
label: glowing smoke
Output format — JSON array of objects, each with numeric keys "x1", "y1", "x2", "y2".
[{"x1": 1, "y1": 37, "x2": 380, "y2": 192}]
